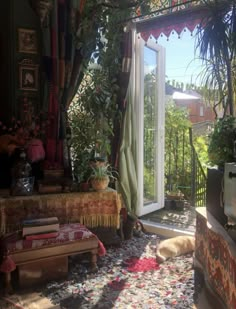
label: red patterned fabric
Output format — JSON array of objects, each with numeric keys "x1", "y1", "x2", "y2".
[
  {"x1": 136, "y1": 5, "x2": 210, "y2": 42},
  {"x1": 195, "y1": 208, "x2": 236, "y2": 308},
  {"x1": 0, "y1": 191, "x2": 122, "y2": 234},
  {"x1": 6, "y1": 223, "x2": 94, "y2": 253}
]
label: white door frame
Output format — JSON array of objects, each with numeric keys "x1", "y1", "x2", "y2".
[{"x1": 134, "y1": 30, "x2": 165, "y2": 216}]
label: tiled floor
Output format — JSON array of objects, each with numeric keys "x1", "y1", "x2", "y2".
[{"x1": 140, "y1": 204, "x2": 197, "y2": 233}]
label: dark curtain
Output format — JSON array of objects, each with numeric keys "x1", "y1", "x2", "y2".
[
  {"x1": 111, "y1": 31, "x2": 132, "y2": 168},
  {"x1": 41, "y1": 0, "x2": 89, "y2": 174}
]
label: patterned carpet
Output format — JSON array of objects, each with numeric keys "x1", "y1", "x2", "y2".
[{"x1": 0, "y1": 232, "x2": 201, "y2": 309}]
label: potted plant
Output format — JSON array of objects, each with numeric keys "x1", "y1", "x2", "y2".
[
  {"x1": 89, "y1": 163, "x2": 118, "y2": 191},
  {"x1": 195, "y1": 0, "x2": 236, "y2": 225},
  {"x1": 72, "y1": 150, "x2": 93, "y2": 191},
  {"x1": 206, "y1": 116, "x2": 236, "y2": 225},
  {"x1": 208, "y1": 116, "x2": 236, "y2": 169}
]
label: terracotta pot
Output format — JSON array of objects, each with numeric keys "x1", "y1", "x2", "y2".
[
  {"x1": 90, "y1": 176, "x2": 109, "y2": 191},
  {"x1": 79, "y1": 182, "x2": 90, "y2": 192}
]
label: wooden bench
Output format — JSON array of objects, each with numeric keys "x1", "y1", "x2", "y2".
[{"x1": 1, "y1": 223, "x2": 99, "y2": 291}]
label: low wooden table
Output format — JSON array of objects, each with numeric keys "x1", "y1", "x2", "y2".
[{"x1": 2, "y1": 224, "x2": 99, "y2": 290}]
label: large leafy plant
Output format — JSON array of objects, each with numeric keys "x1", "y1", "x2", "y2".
[
  {"x1": 69, "y1": 1, "x2": 153, "y2": 181},
  {"x1": 76, "y1": 68, "x2": 120, "y2": 158},
  {"x1": 195, "y1": 0, "x2": 236, "y2": 117},
  {"x1": 208, "y1": 116, "x2": 236, "y2": 167},
  {"x1": 68, "y1": 105, "x2": 95, "y2": 182}
]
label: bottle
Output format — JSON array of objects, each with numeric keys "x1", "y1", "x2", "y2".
[
  {"x1": 11, "y1": 149, "x2": 34, "y2": 196},
  {"x1": 11, "y1": 149, "x2": 32, "y2": 179}
]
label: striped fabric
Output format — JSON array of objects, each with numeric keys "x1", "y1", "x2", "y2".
[{"x1": 41, "y1": 0, "x2": 89, "y2": 171}]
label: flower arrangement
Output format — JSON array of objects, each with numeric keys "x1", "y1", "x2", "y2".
[
  {"x1": 0, "y1": 97, "x2": 48, "y2": 161},
  {"x1": 0, "y1": 99, "x2": 48, "y2": 143}
]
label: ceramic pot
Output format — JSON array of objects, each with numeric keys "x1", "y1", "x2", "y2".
[{"x1": 90, "y1": 176, "x2": 109, "y2": 191}]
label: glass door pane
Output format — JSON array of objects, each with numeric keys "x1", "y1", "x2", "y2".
[
  {"x1": 143, "y1": 46, "x2": 158, "y2": 205},
  {"x1": 135, "y1": 32, "x2": 165, "y2": 216}
]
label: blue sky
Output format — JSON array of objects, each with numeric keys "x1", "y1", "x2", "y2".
[{"x1": 157, "y1": 30, "x2": 204, "y2": 87}]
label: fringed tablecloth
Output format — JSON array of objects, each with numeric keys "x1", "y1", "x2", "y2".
[{"x1": 0, "y1": 190, "x2": 122, "y2": 234}]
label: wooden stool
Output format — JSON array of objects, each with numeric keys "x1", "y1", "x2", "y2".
[{"x1": 1, "y1": 223, "x2": 99, "y2": 291}]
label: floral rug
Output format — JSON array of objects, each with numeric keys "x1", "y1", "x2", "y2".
[{"x1": 39, "y1": 232, "x2": 199, "y2": 309}]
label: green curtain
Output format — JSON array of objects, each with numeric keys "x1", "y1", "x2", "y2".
[{"x1": 118, "y1": 76, "x2": 138, "y2": 214}]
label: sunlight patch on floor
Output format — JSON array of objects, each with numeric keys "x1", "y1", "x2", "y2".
[{"x1": 141, "y1": 220, "x2": 195, "y2": 238}]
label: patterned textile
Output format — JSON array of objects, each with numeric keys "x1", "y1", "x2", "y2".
[
  {"x1": 6, "y1": 223, "x2": 94, "y2": 253},
  {"x1": 0, "y1": 191, "x2": 122, "y2": 234},
  {"x1": 41, "y1": 0, "x2": 96, "y2": 172},
  {"x1": 195, "y1": 208, "x2": 236, "y2": 308},
  {"x1": 136, "y1": 3, "x2": 212, "y2": 41},
  {"x1": 144, "y1": 0, "x2": 205, "y2": 15}
]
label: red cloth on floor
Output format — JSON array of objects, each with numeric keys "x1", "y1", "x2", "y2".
[{"x1": 124, "y1": 257, "x2": 159, "y2": 272}]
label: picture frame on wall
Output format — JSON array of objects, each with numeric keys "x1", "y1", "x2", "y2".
[
  {"x1": 19, "y1": 63, "x2": 38, "y2": 91},
  {"x1": 18, "y1": 28, "x2": 37, "y2": 54}
]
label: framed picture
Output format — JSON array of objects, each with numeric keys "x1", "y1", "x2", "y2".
[
  {"x1": 19, "y1": 64, "x2": 38, "y2": 91},
  {"x1": 18, "y1": 28, "x2": 37, "y2": 54}
]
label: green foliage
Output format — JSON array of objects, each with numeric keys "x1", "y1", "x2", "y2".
[
  {"x1": 165, "y1": 103, "x2": 192, "y2": 197},
  {"x1": 195, "y1": 0, "x2": 236, "y2": 117},
  {"x1": 69, "y1": 1, "x2": 134, "y2": 180},
  {"x1": 165, "y1": 102, "x2": 191, "y2": 131},
  {"x1": 70, "y1": 0, "x2": 141, "y2": 176},
  {"x1": 68, "y1": 105, "x2": 94, "y2": 182},
  {"x1": 143, "y1": 167, "x2": 155, "y2": 200},
  {"x1": 76, "y1": 68, "x2": 120, "y2": 157},
  {"x1": 208, "y1": 116, "x2": 236, "y2": 167},
  {"x1": 89, "y1": 163, "x2": 118, "y2": 181},
  {"x1": 193, "y1": 135, "x2": 210, "y2": 174}
]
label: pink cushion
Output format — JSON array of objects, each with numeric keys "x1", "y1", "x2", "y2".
[{"x1": 6, "y1": 223, "x2": 95, "y2": 253}]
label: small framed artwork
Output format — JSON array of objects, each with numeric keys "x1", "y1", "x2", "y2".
[
  {"x1": 18, "y1": 28, "x2": 37, "y2": 54},
  {"x1": 19, "y1": 63, "x2": 38, "y2": 91}
]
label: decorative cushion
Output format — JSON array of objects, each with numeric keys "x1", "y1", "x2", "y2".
[{"x1": 6, "y1": 223, "x2": 95, "y2": 253}]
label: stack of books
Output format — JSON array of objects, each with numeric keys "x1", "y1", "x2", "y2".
[{"x1": 22, "y1": 217, "x2": 59, "y2": 240}]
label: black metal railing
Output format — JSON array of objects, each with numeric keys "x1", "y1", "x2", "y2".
[
  {"x1": 165, "y1": 127, "x2": 207, "y2": 207},
  {"x1": 189, "y1": 128, "x2": 207, "y2": 206}
]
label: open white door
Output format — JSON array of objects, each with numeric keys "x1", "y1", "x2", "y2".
[{"x1": 135, "y1": 32, "x2": 165, "y2": 216}]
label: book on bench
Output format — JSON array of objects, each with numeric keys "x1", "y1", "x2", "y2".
[
  {"x1": 22, "y1": 217, "x2": 59, "y2": 237},
  {"x1": 22, "y1": 217, "x2": 59, "y2": 226},
  {"x1": 25, "y1": 231, "x2": 59, "y2": 240}
]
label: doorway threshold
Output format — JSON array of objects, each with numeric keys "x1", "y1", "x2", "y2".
[{"x1": 140, "y1": 220, "x2": 195, "y2": 238}]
